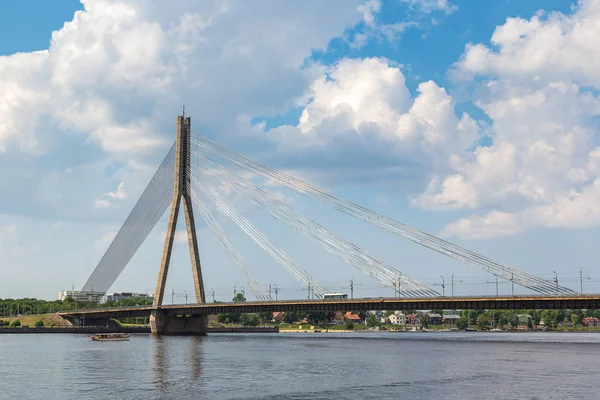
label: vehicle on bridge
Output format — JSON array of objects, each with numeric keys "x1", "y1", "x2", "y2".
[{"x1": 323, "y1": 293, "x2": 348, "y2": 300}]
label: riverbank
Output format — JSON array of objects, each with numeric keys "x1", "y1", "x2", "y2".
[{"x1": 0, "y1": 326, "x2": 278, "y2": 334}]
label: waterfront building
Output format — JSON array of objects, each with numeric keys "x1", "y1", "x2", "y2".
[{"x1": 57, "y1": 290, "x2": 104, "y2": 303}]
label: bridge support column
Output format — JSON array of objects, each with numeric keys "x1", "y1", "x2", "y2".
[{"x1": 150, "y1": 309, "x2": 207, "y2": 335}]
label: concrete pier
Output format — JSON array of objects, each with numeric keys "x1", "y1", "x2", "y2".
[{"x1": 150, "y1": 308, "x2": 208, "y2": 335}]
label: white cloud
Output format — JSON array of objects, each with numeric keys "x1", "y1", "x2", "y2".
[
  {"x1": 95, "y1": 199, "x2": 111, "y2": 209},
  {"x1": 399, "y1": 0, "x2": 457, "y2": 14},
  {"x1": 94, "y1": 231, "x2": 117, "y2": 250},
  {"x1": 0, "y1": 0, "x2": 370, "y2": 223},
  {"x1": 417, "y1": 1, "x2": 600, "y2": 239},
  {"x1": 108, "y1": 182, "x2": 127, "y2": 200},
  {"x1": 264, "y1": 57, "x2": 479, "y2": 184},
  {"x1": 161, "y1": 230, "x2": 188, "y2": 245},
  {"x1": 452, "y1": 0, "x2": 600, "y2": 86}
]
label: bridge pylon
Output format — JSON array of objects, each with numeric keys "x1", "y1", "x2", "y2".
[{"x1": 150, "y1": 113, "x2": 207, "y2": 335}]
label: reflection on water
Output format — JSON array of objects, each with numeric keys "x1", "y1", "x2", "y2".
[
  {"x1": 152, "y1": 334, "x2": 205, "y2": 390},
  {"x1": 1, "y1": 332, "x2": 600, "y2": 399},
  {"x1": 152, "y1": 335, "x2": 166, "y2": 389},
  {"x1": 190, "y1": 336, "x2": 203, "y2": 380}
]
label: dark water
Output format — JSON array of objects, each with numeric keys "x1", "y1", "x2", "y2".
[{"x1": 1, "y1": 332, "x2": 599, "y2": 399}]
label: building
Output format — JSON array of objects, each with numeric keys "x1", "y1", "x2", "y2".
[
  {"x1": 583, "y1": 317, "x2": 600, "y2": 327},
  {"x1": 427, "y1": 313, "x2": 443, "y2": 325},
  {"x1": 388, "y1": 312, "x2": 406, "y2": 325},
  {"x1": 443, "y1": 314, "x2": 461, "y2": 325},
  {"x1": 343, "y1": 312, "x2": 361, "y2": 324},
  {"x1": 105, "y1": 292, "x2": 153, "y2": 303},
  {"x1": 407, "y1": 313, "x2": 420, "y2": 325},
  {"x1": 58, "y1": 290, "x2": 104, "y2": 303},
  {"x1": 517, "y1": 314, "x2": 532, "y2": 324},
  {"x1": 272, "y1": 312, "x2": 284, "y2": 322}
]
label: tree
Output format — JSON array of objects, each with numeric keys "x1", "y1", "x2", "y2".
[
  {"x1": 343, "y1": 320, "x2": 354, "y2": 330},
  {"x1": 10, "y1": 320, "x2": 21, "y2": 327},
  {"x1": 232, "y1": 293, "x2": 246, "y2": 303},
  {"x1": 570, "y1": 312, "x2": 582, "y2": 326},
  {"x1": 456, "y1": 318, "x2": 468, "y2": 330},
  {"x1": 498, "y1": 315, "x2": 508, "y2": 328},
  {"x1": 527, "y1": 319, "x2": 533, "y2": 330},
  {"x1": 241, "y1": 314, "x2": 260, "y2": 327},
  {"x1": 367, "y1": 314, "x2": 379, "y2": 328},
  {"x1": 0, "y1": 320, "x2": 4, "y2": 327},
  {"x1": 34, "y1": 320, "x2": 44, "y2": 327},
  {"x1": 477, "y1": 316, "x2": 490, "y2": 330},
  {"x1": 284, "y1": 311, "x2": 299, "y2": 323},
  {"x1": 258, "y1": 312, "x2": 272, "y2": 323}
]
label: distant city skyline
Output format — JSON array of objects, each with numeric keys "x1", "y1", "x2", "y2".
[{"x1": 2, "y1": 0, "x2": 600, "y2": 300}]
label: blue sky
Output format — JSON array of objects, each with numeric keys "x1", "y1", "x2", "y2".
[{"x1": 2, "y1": 0, "x2": 600, "y2": 301}]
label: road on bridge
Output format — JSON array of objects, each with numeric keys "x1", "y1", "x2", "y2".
[{"x1": 58, "y1": 294, "x2": 600, "y2": 321}]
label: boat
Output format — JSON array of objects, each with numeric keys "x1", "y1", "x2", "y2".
[{"x1": 89, "y1": 333, "x2": 130, "y2": 342}]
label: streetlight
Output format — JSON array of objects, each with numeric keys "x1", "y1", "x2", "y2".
[
  {"x1": 451, "y1": 273, "x2": 463, "y2": 297},
  {"x1": 553, "y1": 271, "x2": 558, "y2": 293},
  {"x1": 440, "y1": 276, "x2": 445, "y2": 297}
]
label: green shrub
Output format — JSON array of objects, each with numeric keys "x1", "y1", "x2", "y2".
[
  {"x1": 10, "y1": 320, "x2": 21, "y2": 327},
  {"x1": 34, "y1": 320, "x2": 44, "y2": 327},
  {"x1": 0, "y1": 320, "x2": 5, "y2": 326}
]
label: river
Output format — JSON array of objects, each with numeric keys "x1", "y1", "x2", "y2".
[{"x1": 1, "y1": 331, "x2": 598, "y2": 399}]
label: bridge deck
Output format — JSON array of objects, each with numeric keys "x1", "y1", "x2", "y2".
[{"x1": 58, "y1": 295, "x2": 600, "y2": 320}]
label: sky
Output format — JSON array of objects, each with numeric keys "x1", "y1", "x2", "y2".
[{"x1": 2, "y1": 0, "x2": 600, "y2": 302}]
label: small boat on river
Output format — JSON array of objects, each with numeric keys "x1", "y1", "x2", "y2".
[{"x1": 89, "y1": 333, "x2": 130, "y2": 342}]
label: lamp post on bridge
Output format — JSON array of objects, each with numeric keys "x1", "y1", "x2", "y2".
[
  {"x1": 580, "y1": 267, "x2": 591, "y2": 295},
  {"x1": 441, "y1": 276, "x2": 445, "y2": 297},
  {"x1": 486, "y1": 275, "x2": 499, "y2": 296},
  {"x1": 273, "y1": 284, "x2": 279, "y2": 301},
  {"x1": 451, "y1": 273, "x2": 463, "y2": 297},
  {"x1": 553, "y1": 271, "x2": 559, "y2": 294},
  {"x1": 511, "y1": 272, "x2": 515, "y2": 297},
  {"x1": 210, "y1": 288, "x2": 215, "y2": 303}
]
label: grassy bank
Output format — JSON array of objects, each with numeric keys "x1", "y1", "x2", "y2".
[{"x1": 0, "y1": 313, "x2": 71, "y2": 327}]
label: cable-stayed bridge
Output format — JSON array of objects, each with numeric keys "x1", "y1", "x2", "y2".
[{"x1": 70, "y1": 113, "x2": 580, "y2": 334}]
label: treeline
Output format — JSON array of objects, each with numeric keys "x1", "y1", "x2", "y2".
[
  {"x1": 0, "y1": 296, "x2": 152, "y2": 317},
  {"x1": 217, "y1": 311, "x2": 335, "y2": 326}
]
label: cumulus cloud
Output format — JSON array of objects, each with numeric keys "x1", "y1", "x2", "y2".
[
  {"x1": 264, "y1": 57, "x2": 479, "y2": 184},
  {"x1": 0, "y1": 0, "x2": 369, "y2": 222},
  {"x1": 108, "y1": 182, "x2": 127, "y2": 200},
  {"x1": 452, "y1": 0, "x2": 600, "y2": 86},
  {"x1": 416, "y1": 0, "x2": 600, "y2": 239}
]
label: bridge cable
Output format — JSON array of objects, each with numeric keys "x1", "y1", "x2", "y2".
[
  {"x1": 81, "y1": 143, "x2": 176, "y2": 295},
  {"x1": 192, "y1": 136, "x2": 575, "y2": 295},
  {"x1": 192, "y1": 150, "x2": 438, "y2": 298},
  {"x1": 189, "y1": 170, "x2": 329, "y2": 298},
  {"x1": 188, "y1": 188, "x2": 271, "y2": 301}
]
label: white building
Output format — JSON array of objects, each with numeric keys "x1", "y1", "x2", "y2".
[
  {"x1": 388, "y1": 312, "x2": 406, "y2": 325},
  {"x1": 57, "y1": 290, "x2": 104, "y2": 303},
  {"x1": 106, "y1": 292, "x2": 153, "y2": 302}
]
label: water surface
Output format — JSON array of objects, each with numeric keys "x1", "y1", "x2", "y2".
[{"x1": 1, "y1": 331, "x2": 598, "y2": 399}]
